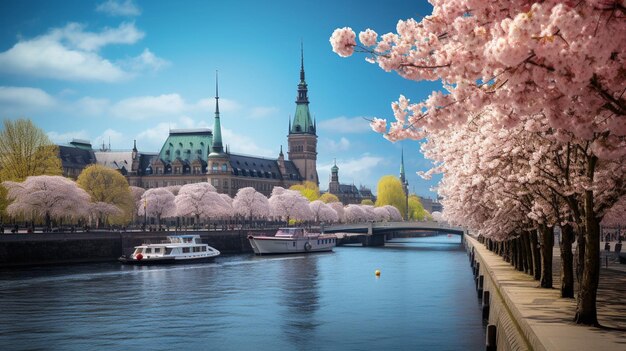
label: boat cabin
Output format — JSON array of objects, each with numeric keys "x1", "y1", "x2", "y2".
[
  {"x1": 275, "y1": 228, "x2": 305, "y2": 238},
  {"x1": 168, "y1": 235, "x2": 202, "y2": 244}
]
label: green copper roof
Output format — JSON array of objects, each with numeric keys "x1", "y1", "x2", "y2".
[
  {"x1": 331, "y1": 163, "x2": 338, "y2": 172},
  {"x1": 400, "y1": 147, "x2": 406, "y2": 182},
  {"x1": 158, "y1": 129, "x2": 212, "y2": 163},
  {"x1": 291, "y1": 104, "x2": 315, "y2": 134}
]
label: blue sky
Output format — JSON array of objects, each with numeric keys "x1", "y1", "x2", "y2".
[{"x1": 0, "y1": 0, "x2": 442, "y2": 198}]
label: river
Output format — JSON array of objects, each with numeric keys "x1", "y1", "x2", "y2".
[{"x1": 0, "y1": 235, "x2": 485, "y2": 350}]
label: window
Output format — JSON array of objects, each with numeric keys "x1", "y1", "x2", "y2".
[
  {"x1": 202, "y1": 247, "x2": 207, "y2": 252},
  {"x1": 154, "y1": 248, "x2": 161, "y2": 253},
  {"x1": 146, "y1": 248, "x2": 152, "y2": 253},
  {"x1": 223, "y1": 180, "x2": 228, "y2": 187},
  {"x1": 212, "y1": 163, "x2": 218, "y2": 171},
  {"x1": 193, "y1": 247, "x2": 201, "y2": 252},
  {"x1": 182, "y1": 247, "x2": 190, "y2": 253},
  {"x1": 221, "y1": 163, "x2": 227, "y2": 171},
  {"x1": 212, "y1": 178, "x2": 219, "y2": 187}
]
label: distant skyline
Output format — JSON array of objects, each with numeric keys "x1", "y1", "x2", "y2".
[{"x1": 0, "y1": 0, "x2": 442, "y2": 198}]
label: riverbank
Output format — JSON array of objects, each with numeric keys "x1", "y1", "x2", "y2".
[
  {"x1": 466, "y1": 235, "x2": 626, "y2": 350},
  {"x1": 0, "y1": 230, "x2": 276, "y2": 267}
]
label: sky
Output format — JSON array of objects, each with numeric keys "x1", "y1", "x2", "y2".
[{"x1": 0, "y1": 0, "x2": 443, "y2": 198}]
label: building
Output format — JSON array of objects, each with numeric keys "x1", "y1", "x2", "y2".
[
  {"x1": 60, "y1": 50, "x2": 318, "y2": 197},
  {"x1": 326, "y1": 160, "x2": 375, "y2": 205},
  {"x1": 419, "y1": 196, "x2": 443, "y2": 213},
  {"x1": 58, "y1": 139, "x2": 97, "y2": 179}
]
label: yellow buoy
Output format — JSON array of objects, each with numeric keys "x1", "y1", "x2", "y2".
[{"x1": 375, "y1": 269, "x2": 381, "y2": 276}]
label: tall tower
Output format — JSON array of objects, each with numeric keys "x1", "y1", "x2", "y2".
[
  {"x1": 400, "y1": 147, "x2": 409, "y2": 220},
  {"x1": 288, "y1": 43, "x2": 318, "y2": 185},
  {"x1": 329, "y1": 159, "x2": 339, "y2": 194}
]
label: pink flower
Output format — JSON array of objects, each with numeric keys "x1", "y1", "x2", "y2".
[
  {"x1": 330, "y1": 27, "x2": 356, "y2": 57},
  {"x1": 359, "y1": 28, "x2": 378, "y2": 46},
  {"x1": 370, "y1": 118, "x2": 387, "y2": 133}
]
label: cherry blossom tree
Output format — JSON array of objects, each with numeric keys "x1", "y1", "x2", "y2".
[
  {"x1": 174, "y1": 182, "x2": 231, "y2": 226},
  {"x1": 232, "y1": 187, "x2": 270, "y2": 222},
  {"x1": 89, "y1": 202, "x2": 123, "y2": 228},
  {"x1": 344, "y1": 204, "x2": 366, "y2": 223},
  {"x1": 381, "y1": 205, "x2": 403, "y2": 222},
  {"x1": 269, "y1": 187, "x2": 313, "y2": 222},
  {"x1": 138, "y1": 187, "x2": 176, "y2": 227},
  {"x1": 309, "y1": 200, "x2": 339, "y2": 223},
  {"x1": 329, "y1": 202, "x2": 345, "y2": 222},
  {"x1": 2, "y1": 175, "x2": 91, "y2": 228},
  {"x1": 331, "y1": 0, "x2": 626, "y2": 325}
]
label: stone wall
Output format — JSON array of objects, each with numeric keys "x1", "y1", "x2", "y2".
[
  {"x1": 465, "y1": 235, "x2": 534, "y2": 351},
  {"x1": 0, "y1": 229, "x2": 276, "y2": 267}
]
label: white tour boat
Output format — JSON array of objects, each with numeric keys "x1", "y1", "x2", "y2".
[
  {"x1": 248, "y1": 227, "x2": 337, "y2": 255},
  {"x1": 118, "y1": 235, "x2": 220, "y2": 264}
]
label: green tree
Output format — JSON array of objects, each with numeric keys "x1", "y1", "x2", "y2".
[
  {"x1": 289, "y1": 181, "x2": 320, "y2": 202},
  {"x1": 77, "y1": 164, "x2": 134, "y2": 225},
  {"x1": 361, "y1": 199, "x2": 374, "y2": 206},
  {"x1": 375, "y1": 175, "x2": 406, "y2": 219},
  {"x1": 0, "y1": 118, "x2": 62, "y2": 219},
  {"x1": 408, "y1": 194, "x2": 429, "y2": 221},
  {"x1": 319, "y1": 193, "x2": 340, "y2": 203}
]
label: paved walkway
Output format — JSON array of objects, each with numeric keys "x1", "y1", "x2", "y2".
[{"x1": 468, "y1": 236, "x2": 626, "y2": 351}]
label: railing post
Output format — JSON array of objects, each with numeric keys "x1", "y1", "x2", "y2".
[{"x1": 482, "y1": 291, "x2": 490, "y2": 322}]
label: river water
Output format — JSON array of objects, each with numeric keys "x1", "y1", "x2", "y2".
[{"x1": 0, "y1": 236, "x2": 485, "y2": 350}]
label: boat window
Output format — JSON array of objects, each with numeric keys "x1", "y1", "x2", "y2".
[
  {"x1": 182, "y1": 247, "x2": 190, "y2": 253},
  {"x1": 202, "y1": 247, "x2": 207, "y2": 252},
  {"x1": 165, "y1": 248, "x2": 172, "y2": 255},
  {"x1": 145, "y1": 248, "x2": 152, "y2": 254},
  {"x1": 154, "y1": 248, "x2": 161, "y2": 253},
  {"x1": 193, "y1": 247, "x2": 201, "y2": 252},
  {"x1": 293, "y1": 242, "x2": 295, "y2": 247},
  {"x1": 135, "y1": 248, "x2": 143, "y2": 254}
]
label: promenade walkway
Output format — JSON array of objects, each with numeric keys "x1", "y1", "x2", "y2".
[{"x1": 467, "y1": 235, "x2": 626, "y2": 351}]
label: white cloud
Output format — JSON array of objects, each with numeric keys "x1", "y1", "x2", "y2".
[
  {"x1": 318, "y1": 116, "x2": 373, "y2": 134},
  {"x1": 124, "y1": 48, "x2": 170, "y2": 71},
  {"x1": 96, "y1": 0, "x2": 141, "y2": 17},
  {"x1": 74, "y1": 96, "x2": 110, "y2": 117},
  {"x1": 47, "y1": 130, "x2": 90, "y2": 144},
  {"x1": 95, "y1": 128, "x2": 125, "y2": 149},
  {"x1": 0, "y1": 22, "x2": 167, "y2": 82},
  {"x1": 222, "y1": 128, "x2": 275, "y2": 157},
  {"x1": 250, "y1": 106, "x2": 280, "y2": 119},
  {"x1": 55, "y1": 22, "x2": 144, "y2": 52},
  {"x1": 325, "y1": 137, "x2": 350, "y2": 151},
  {"x1": 0, "y1": 86, "x2": 57, "y2": 116},
  {"x1": 111, "y1": 94, "x2": 186, "y2": 119}
]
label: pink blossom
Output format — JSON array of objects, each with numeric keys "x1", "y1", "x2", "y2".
[
  {"x1": 359, "y1": 28, "x2": 378, "y2": 46},
  {"x1": 330, "y1": 27, "x2": 356, "y2": 57}
]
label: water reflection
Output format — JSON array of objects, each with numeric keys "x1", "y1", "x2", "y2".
[{"x1": 277, "y1": 254, "x2": 321, "y2": 348}]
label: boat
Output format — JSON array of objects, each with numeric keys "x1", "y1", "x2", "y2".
[
  {"x1": 247, "y1": 227, "x2": 337, "y2": 255},
  {"x1": 118, "y1": 235, "x2": 220, "y2": 264}
]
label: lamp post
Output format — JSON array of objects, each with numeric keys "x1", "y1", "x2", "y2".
[{"x1": 143, "y1": 198, "x2": 147, "y2": 231}]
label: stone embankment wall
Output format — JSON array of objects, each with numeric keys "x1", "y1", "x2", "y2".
[
  {"x1": 465, "y1": 235, "x2": 534, "y2": 351},
  {"x1": 0, "y1": 230, "x2": 274, "y2": 267}
]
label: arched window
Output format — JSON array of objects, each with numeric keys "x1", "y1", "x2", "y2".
[{"x1": 221, "y1": 163, "x2": 227, "y2": 171}]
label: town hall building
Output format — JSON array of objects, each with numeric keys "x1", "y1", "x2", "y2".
[{"x1": 60, "y1": 50, "x2": 318, "y2": 197}]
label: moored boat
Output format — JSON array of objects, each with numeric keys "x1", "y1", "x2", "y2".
[
  {"x1": 118, "y1": 235, "x2": 220, "y2": 264},
  {"x1": 248, "y1": 227, "x2": 336, "y2": 255}
]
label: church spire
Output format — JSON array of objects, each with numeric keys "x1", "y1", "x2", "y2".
[
  {"x1": 210, "y1": 70, "x2": 224, "y2": 155},
  {"x1": 300, "y1": 41, "x2": 305, "y2": 83},
  {"x1": 290, "y1": 43, "x2": 314, "y2": 134}
]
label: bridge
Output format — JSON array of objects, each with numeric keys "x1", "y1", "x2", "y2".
[{"x1": 321, "y1": 221, "x2": 467, "y2": 246}]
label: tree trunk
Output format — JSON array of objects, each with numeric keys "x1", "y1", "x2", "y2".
[
  {"x1": 574, "y1": 190, "x2": 601, "y2": 325},
  {"x1": 517, "y1": 237, "x2": 525, "y2": 272},
  {"x1": 539, "y1": 224, "x2": 554, "y2": 288},
  {"x1": 523, "y1": 232, "x2": 533, "y2": 276},
  {"x1": 530, "y1": 230, "x2": 541, "y2": 280},
  {"x1": 560, "y1": 224, "x2": 575, "y2": 298}
]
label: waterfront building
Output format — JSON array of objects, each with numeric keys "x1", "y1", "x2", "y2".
[
  {"x1": 326, "y1": 160, "x2": 375, "y2": 204},
  {"x1": 59, "y1": 51, "x2": 319, "y2": 197}
]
